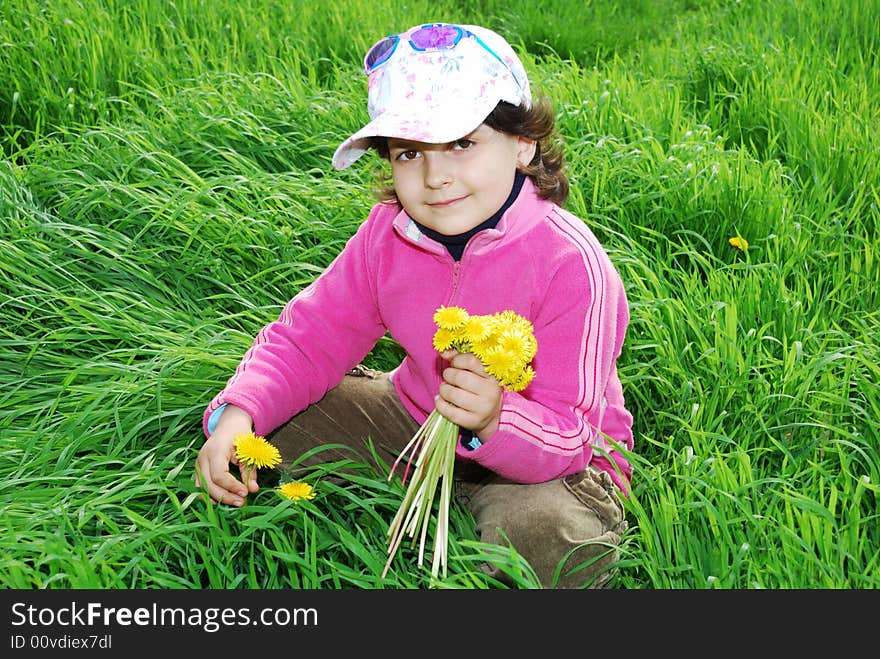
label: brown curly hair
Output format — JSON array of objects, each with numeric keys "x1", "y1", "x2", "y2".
[{"x1": 368, "y1": 96, "x2": 569, "y2": 206}]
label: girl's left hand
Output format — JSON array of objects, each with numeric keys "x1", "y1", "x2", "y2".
[{"x1": 435, "y1": 349, "x2": 502, "y2": 440}]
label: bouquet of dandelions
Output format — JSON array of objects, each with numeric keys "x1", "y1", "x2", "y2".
[{"x1": 382, "y1": 305, "x2": 537, "y2": 580}]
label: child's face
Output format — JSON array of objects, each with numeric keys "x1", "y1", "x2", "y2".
[{"x1": 387, "y1": 124, "x2": 536, "y2": 236}]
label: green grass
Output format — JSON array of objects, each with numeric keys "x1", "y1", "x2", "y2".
[{"x1": 1, "y1": 0, "x2": 877, "y2": 589}]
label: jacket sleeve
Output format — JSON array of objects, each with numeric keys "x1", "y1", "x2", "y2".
[
  {"x1": 202, "y1": 206, "x2": 386, "y2": 437},
  {"x1": 456, "y1": 246, "x2": 633, "y2": 484}
]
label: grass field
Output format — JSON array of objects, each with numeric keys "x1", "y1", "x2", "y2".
[{"x1": 1, "y1": 0, "x2": 878, "y2": 589}]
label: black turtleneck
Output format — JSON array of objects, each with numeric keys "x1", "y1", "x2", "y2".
[{"x1": 412, "y1": 171, "x2": 526, "y2": 261}]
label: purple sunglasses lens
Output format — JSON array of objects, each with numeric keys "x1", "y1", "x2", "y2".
[
  {"x1": 365, "y1": 36, "x2": 398, "y2": 70},
  {"x1": 409, "y1": 24, "x2": 462, "y2": 50}
]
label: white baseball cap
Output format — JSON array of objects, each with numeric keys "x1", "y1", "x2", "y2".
[{"x1": 332, "y1": 22, "x2": 532, "y2": 170}]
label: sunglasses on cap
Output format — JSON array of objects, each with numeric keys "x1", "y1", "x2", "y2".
[{"x1": 363, "y1": 23, "x2": 525, "y2": 90}]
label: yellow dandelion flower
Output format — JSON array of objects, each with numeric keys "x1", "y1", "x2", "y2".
[
  {"x1": 468, "y1": 319, "x2": 498, "y2": 352},
  {"x1": 433, "y1": 305, "x2": 469, "y2": 330},
  {"x1": 469, "y1": 337, "x2": 496, "y2": 359},
  {"x1": 496, "y1": 309, "x2": 526, "y2": 328},
  {"x1": 480, "y1": 347, "x2": 518, "y2": 383},
  {"x1": 729, "y1": 236, "x2": 749, "y2": 251},
  {"x1": 460, "y1": 314, "x2": 493, "y2": 344},
  {"x1": 498, "y1": 329, "x2": 532, "y2": 364},
  {"x1": 512, "y1": 318, "x2": 536, "y2": 343},
  {"x1": 234, "y1": 431, "x2": 282, "y2": 469},
  {"x1": 278, "y1": 481, "x2": 316, "y2": 501},
  {"x1": 524, "y1": 335, "x2": 538, "y2": 362},
  {"x1": 450, "y1": 323, "x2": 470, "y2": 348},
  {"x1": 507, "y1": 365, "x2": 536, "y2": 392},
  {"x1": 432, "y1": 327, "x2": 455, "y2": 352}
]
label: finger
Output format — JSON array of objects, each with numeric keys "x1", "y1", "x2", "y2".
[
  {"x1": 196, "y1": 460, "x2": 248, "y2": 506},
  {"x1": 196, "y1": 471, "x2": 246, "y2": 507},
  {"x1": 449, "y1": 351, "x2": 488, "y2": 375},
  {"x1": 237, "y1": 462, "x2": 260, "y2": 494},
  {"x1": 213, "y1": 485, "x2": 247, "y2": 507},
  {"x1": 443, "y1": 365, "x2": 494, "y2": 395},
  {"x1": 438, "y1": 381, "x2": 482, "y2": 410},
  {"x1": 434, "y1": 394, "x2": 478, "y2": 427},
  {"x1": 194, "y1": 458, "x2": 213, "y2": 490},
  {"x1": 215, "y1": 465, "x2": 249, "y2": 499}
]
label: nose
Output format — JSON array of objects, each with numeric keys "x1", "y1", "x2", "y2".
[{"x1": 423, "y1": 152, "x2": 453, "y2": 189}]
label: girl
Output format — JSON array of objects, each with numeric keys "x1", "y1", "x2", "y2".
[{"x1": 195, "y1": 22, "x2": 633, "y2": 588}]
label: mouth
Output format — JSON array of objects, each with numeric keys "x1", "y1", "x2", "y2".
[{"x1": 428, "y1": 195, "x2": 468, "y2": 208}]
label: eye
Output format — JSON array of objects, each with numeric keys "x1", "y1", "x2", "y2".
[
  {"x1": 393, "y1": 149, "x2": 420, "y2": 161},
  {"x1": 452, "y1": 139, "x2": 474, "y2": 151}
]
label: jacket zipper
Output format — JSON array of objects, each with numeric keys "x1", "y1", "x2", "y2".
[
  {"x1": 449, "y1": 260, "x2": 462, "y2": 301},
  {"x1": 437, "y1": 259, "x2": 464, "y2": 394}
]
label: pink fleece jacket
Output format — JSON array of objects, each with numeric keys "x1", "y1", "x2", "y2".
[{"x1": 203, "y1": 178, "x2": 634, "y2": 492}]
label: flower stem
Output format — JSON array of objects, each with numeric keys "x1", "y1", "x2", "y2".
[{"x1": 382, "y1": 411, "x2": 459, "y2": 580}]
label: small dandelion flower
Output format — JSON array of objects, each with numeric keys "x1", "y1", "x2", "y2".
[
  {"x1": 479, "y1": 346, "x2": 518, "y2": 385},
  {"x1": 278, "y1": 481, "x2": 316, "y2": 501},
  {"x1": 498, "y1": 328, "x2": 531, "y2": 361},
  {"x1": 460, "y1": 315, "x2": 493, "y2": 344},
  {"x1": 508, "y1": 365, "x2": 536, "y2": 392},
  {"x1": 233, "y1": 431, "x2": 282, "y2": 469},
  {"x1": 432, "y1": 327, "x2": 455, "y2": 352},
  {"x1": 433, "y1": 305, "x2": 469, "y2": 330},
  {"x1": 729, "y1": 236, "x2": 749, "y2": 251},
  {"x1": 497, "y1": 309, "x2": 530, "y2": 331}
]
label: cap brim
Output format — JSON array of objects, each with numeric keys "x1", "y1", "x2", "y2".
[{"x1": 332, "y1": 95, "x2": 501, "y2": 170}]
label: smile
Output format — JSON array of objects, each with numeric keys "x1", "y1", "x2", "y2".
[{"x1": 428, "y1": 195, "x2": 468, "y2": 208}]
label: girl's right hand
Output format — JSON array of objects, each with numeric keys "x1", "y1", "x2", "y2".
[{"x1": 193, "y1": 405, "x2": 258, "y2": 506}]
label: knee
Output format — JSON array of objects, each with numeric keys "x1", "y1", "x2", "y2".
[{"x1": 469, "y1": 473, "x2": 627, "y2": 588}]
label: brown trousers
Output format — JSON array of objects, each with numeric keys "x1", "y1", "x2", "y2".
[{"x1": 267, "y1": 366, "x2": 628, "y2": 588}]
